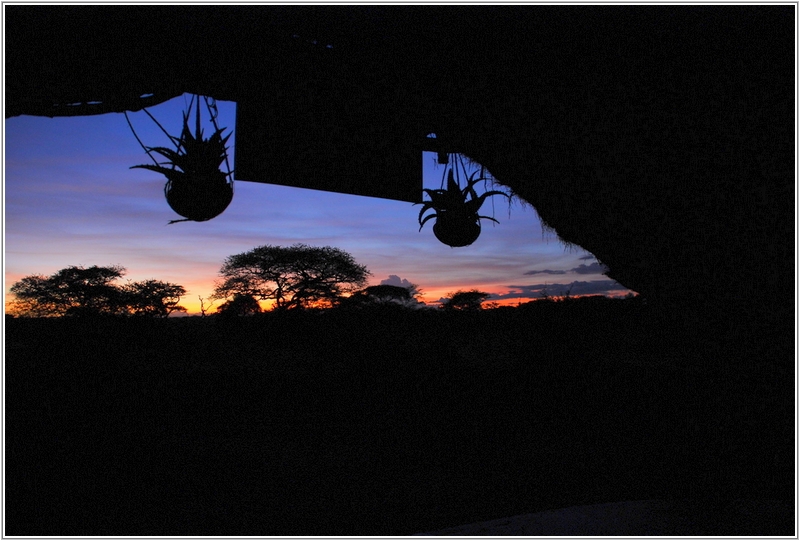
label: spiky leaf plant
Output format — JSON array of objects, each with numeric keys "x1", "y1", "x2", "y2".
[
  {"x1": 132, "y1": 113, "x2": 233, "y2": 223},
  {"x1": 417, "y1": 169, "x2": 511, "y2": 247}
]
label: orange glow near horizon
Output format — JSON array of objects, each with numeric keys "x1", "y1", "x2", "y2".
[{"x1": 5, "y1": 273, "x2": 634, "y2": 317}]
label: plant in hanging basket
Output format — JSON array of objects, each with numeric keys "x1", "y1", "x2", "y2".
[
  {"x1": 132, "y1": 114, "x2": 233, "y2": 223},
  {"x1": 417, "y1": 169, "x2": 511, "y2": 247}
]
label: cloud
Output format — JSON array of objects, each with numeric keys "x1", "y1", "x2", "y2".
[
  {"x1": 523, "y1": 261, "x2": 609, "y2": 276},
  {"x1": 579, "y1": 255, "x2": 595, "y2": 260},
  {"x1": 523, "y1": 269, "x2": 566, "y2": 275},
  {"x1": 491, "y1": 280, "x2": 632, "y2": 300},
  {"x1": 379, "y1": 275, "x2": 423, "y2": 297},
  {"x1": 380, "y1": 274, "x2": 416, "y2": 289},
  {"x1": 571, "y1": 262, "x2": 608, "y2": 275}
]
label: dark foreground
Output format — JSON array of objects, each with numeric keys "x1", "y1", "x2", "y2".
[{"x1": 5, "y1": 298, "x2": 795, "y2": 535}]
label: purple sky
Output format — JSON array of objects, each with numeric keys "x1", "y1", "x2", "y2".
[{"x1": 4, "y1": 94, "x2": 633, "y2": 314}]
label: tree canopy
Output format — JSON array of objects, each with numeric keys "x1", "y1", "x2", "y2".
[
  {"x1": 122, "y1": 279, "x2": 188, "y2": 317},
  {"x1": 216, "y1": 294, "x2": 262, "y2": 316},
  {"x1": 339, "y1": 284, "x2": 425, "y2": 310},
  {"x1": 213, "y1": 244, "x2": 371, "y2": 310},
  {"x1": 8, "y1": 266, "x2": 187, "y2": 317},
  {"x1": 10, "y1": 265, "x2": 126, "y2": 317},
  {"x1": 441, "y1": 289, "x2": 491, "y2": 311}
]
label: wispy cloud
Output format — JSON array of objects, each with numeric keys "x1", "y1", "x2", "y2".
[
  {"x1": 524, "y1": 261, "x2": 608, "y2": 276},
  {"x1": 523, "y1": 269, "x2": 567, "y2": 275},
  {"x1": 572, "y1": 262, "x2": 608, "y2": 275},
  {"x1": 492, "y1": 280, "x2": 632, "y2": 300}
]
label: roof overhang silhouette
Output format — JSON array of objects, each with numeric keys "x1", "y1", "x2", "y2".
[{"x1": 5, "y1": 5, "x2": 518, "y2": 203}]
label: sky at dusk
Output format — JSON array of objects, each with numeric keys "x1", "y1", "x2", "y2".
[{"x1": 4, "y1": 94, "x2": 633, "y2": 314}]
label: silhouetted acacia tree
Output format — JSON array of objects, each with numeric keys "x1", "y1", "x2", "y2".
[
  {"x1": 7, "y1": 275, "x2": 57, "y2": 317},
  {"x1": 122, "y1": 279, "x2": 188, "y2": 317},
  {"x1": 9, "y1": 265, "x2": 127, "y2": 317},
  {"x1": 441, "y1": 289, "x2": 491, "y2": 311},
  {"x1": 341, "y1": 284, "x2": 425, "y2": 309},
  {"x1": 8, "y1": 266, "x2": 188, "y2": 318},
  {"x1": 213, "y1": 244, "x2": 371, "y2": 310},
  {"x1": 365, "y1": 284, "x2": 413, "y2": 302},
  {"x1": 216, "y1": 293, "x2": 262, "y2": 316}
]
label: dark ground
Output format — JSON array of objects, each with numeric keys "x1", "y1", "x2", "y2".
[{"x1": 4, "y1": 297, "x2": 795, "y2": 535}]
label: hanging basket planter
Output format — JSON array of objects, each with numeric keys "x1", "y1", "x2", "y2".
[
  {"x1": 416, "y1": 155, "x2": 511, "y2": 247},
  {"x1": 162, "y1": 165, "x2": 233, "y2": 222},
  {"x1": 128, "y1": 95, "x2": 234, "y2": 223},
  {"x1": 431, "y1": 207, "x2": 483, "y2": 247}
]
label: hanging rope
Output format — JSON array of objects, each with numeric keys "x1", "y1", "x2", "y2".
[
  {"x1": 203, "y1": 95, "x2": 234, "y2": 183},
  {"x1": 439, "y1": 154, "x2": 449, "y2": 190},
  {"x1": 124, "y1": 110, "x2": 158, "y2": 166},
  {"x1": 206, "y1": 96, "x2": 219, "y2": 121},
  {"x1": 125, "y1": 101, "x2": 183, "y2": 166}
]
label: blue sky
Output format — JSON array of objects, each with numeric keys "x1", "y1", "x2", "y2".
[{"x1": 4, "y1": 94, "x2": 633, "y2": 313}]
